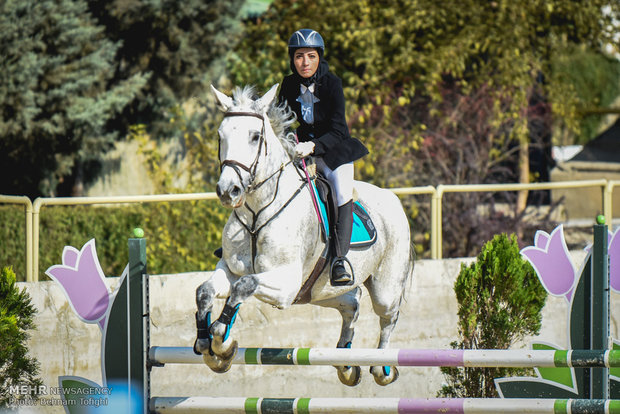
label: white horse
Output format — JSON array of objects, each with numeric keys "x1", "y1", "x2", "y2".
[{"x1": 194, "y1": 84, "x2": 414, "y2": 386}]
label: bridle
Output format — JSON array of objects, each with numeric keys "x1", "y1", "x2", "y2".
[
  {"x1": 219, "y1": 111, "x2": 267, "y2": 193},
  {"x1": 219, "y1": 110, "x2": 306, "y2": 272}
]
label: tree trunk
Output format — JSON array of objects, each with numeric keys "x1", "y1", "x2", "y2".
[{"x1": 516, "y1": 141, "x2": 529, "y2": 240}]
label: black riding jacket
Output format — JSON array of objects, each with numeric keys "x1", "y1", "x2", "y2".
[{"x1": 278, "y1": 66, "x2": 368, "y2": 170}]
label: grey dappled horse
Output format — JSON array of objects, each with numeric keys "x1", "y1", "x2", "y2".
[{"x1": 194, "y1": 84, "x2": 414, "y2": 386}]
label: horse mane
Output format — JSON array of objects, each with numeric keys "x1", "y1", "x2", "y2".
[{"x1": 229, "y1": 86, "x2": 298, "y2": 157}]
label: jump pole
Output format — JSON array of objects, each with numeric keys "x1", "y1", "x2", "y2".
[
  {"x1": 149, "y1": 397, "x2": 620, "y2": 414},
  {"x1": 149, "y1": 346, "x2": 620, "y2": 368}
]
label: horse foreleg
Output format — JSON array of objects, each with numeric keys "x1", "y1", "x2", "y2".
[
  {"x1": 194, "y1": 281, "x2": 216, "y2": 355},
  {"x1": 369, "y1": 311, "x2": 400, "y2": 385},
  {"x1": 315, "y1": 287, "x2": 362, "y2": 387},
  {"x1": 208, "y1": 275, "x2": 259, "y2": 369},
  {"x1": 194, "y1": 263, "x2": 235, "y2": 372}
]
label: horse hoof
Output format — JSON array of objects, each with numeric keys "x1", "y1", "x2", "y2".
[
  {"x1": 203, "y1": 350, "x2": 234, "y2": 373},
  {"x1": 370, "y1": 365, "x2": 399, "y2": 386},
  {"x1": 203, "y1": 339, "x2": 238, "y2": 373},
  {"x1": 213, "y1": 338, "x2": 238, "y2": 360},
  {"x1": 336, "y1": 365, "x2": 362, "y2": 387}
]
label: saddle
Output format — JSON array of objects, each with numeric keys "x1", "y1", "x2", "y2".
[
  {"x1": 293, "y1": 172, "x2": 377, "y2": 305},
  {"x1": 312, "y1": 174, "x2": 377, "y2": 247}
]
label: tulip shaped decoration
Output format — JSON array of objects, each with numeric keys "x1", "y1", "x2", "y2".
[
  {"x1": 45, "y1": 239, "x2": 111, "y2": 330},
  {"x1": 520, "y1": 225, "x2": 577, "y2": 303}
]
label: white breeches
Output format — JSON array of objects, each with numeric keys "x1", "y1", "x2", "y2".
[{"x1": 315, "y1": 158, "x2": 353, "y2": 207}]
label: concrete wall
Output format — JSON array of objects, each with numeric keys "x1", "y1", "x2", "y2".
[{"x1": 20, "y1": 251, "x2": 620, "y2": 413}]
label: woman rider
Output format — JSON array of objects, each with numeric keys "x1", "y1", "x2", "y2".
[{"x1": 278, "y1": 29, "x2": 368, "y2": 286}]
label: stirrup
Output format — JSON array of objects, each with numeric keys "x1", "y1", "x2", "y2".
[{"x1": 330, "y1": 257, "x2": 354, "y2": 286}]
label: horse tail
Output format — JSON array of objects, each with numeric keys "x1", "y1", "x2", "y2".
[{"x1": 399, "y1": 241, "x2": 416, "y2": 305}]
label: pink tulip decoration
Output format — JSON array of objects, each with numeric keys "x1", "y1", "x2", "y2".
[
  {"x1": 45, "y1": 239, "x2": 111, "y2": 330},
  {"x1": 610, "y1": 227, "x2": 620, "y2": 293},
  {"x1": 521, "y1": 225, "x2": 577, "y2": 303}
]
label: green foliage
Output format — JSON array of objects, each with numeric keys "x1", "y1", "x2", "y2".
[
  {"x1": 551, "y1": 47, "x2": 620, "y2": 145},
  {"x1": 0, "y1": 207, "x2": 27, "y2": 281},
  {"x1": 225, "y1": 0, "x2": 617, "y2": 257},
  {"x1": 438, "y1": 233, "x2": 547, "y2": 397},
  {"x1": 87, "y1": 0, "x2": 245, "y2": 130},
  {"x1": 141, "y1": 201, "x2": 228, "y2": 274},
  {"x1": 128, "y1": 100, "x2": 229, "y2": 273},
  {"x1": 0, "y1": 267, "x2": 41, "y2": 407},
  {"x1": 0, "y1": 0, "x2": 245, "y2": 198},
  {"x1": 229, "y1": 0, "x2": 619, "y2": 179},
  {"x1": 0, "y1": 0, "x2": 148, "y2": 198},
  {"x1": 0, "y1": 203, "x2": 226, "y2": 282},
  {"x1": 130, "y1": 99, "x2": 223, "y2": 193}
]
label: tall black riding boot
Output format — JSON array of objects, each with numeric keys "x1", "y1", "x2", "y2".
[{"x1": 331, "y1": 200, "x2": 354, "y2": 286}]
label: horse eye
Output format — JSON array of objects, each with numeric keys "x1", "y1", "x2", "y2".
[{"x1": 250, "y1": 131, "x2": 261, "y2": 142}]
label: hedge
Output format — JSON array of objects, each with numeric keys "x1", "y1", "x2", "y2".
[{"x1": 0, "y1": 201, "x2": 228, "y2": 282}]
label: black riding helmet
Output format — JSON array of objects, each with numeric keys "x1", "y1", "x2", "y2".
[
  {"x1": 288, "y1": 28, "x2": 325, "y2": 58},
  {"x1": 287, "y1": 29, "x2": 328, "y2": 86}
]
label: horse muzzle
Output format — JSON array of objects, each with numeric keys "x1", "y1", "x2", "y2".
[{"x1": 216, "y1": 181, "x2": 245, "y2": 209}]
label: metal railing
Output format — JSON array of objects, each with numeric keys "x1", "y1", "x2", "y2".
[
  {"x1": 0, "y1": 195, "x2": 33, "y2": 281},
  {"x1": 1, "y1": 180, "x2": 617, "y2": 282}
]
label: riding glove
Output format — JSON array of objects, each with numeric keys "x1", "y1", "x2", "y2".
[{"x1": 294, "y1": 141, "x2": 315, "y2": 159}]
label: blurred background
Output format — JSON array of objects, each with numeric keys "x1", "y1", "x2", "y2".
[{"x1": 1, "y1": 0, "x2": 619, "y2": 279}]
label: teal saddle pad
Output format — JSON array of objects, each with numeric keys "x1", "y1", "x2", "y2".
[{"x1": 311, "y1": 181, "x2": 377, "y2": 248}]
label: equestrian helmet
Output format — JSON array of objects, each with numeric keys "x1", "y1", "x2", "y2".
[{"x1": 288, "y1": 29, "x2": 325, "y2": 55}]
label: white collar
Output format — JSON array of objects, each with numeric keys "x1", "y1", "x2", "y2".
[{"x1": 300, "y1": 83, "x2": 315, "y2": 94}]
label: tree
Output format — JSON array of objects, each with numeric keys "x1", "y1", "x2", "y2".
[
  {"x1": 86, "y1": 0, "x2": 245, "y2": 130},
  {"x1": 0, "y1": 267, "x2": 41, "y2": 407},
  {"x1": 0, "y1": 0, "x2": 147, "y2": 198},
  {"x1": 438, "y1": 234, "x2": 547, "y2": 398},
  {"x1": 227, "y1": 0, "x2": 618, "y2": 255},
  {"x1": 551, "y1": 47, "x2": 620, "y2": 145},
  {"x1": 407, "y1": 83, "x2": 553, "y2": 258}
]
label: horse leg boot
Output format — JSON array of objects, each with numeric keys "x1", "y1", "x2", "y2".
[
  {"x1": 331, "y1": 200, "x2": 354, "y2": 286},
  {"x1": 194, "y1": 282, "x2": 215, "y2": 355},
  {"x1": 206, "y1": 275, "x2": 259, "y2": 373}
]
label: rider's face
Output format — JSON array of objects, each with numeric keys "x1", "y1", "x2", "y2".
[{"x1": 293, "y1": 48, "x2": 319, "y2": 79}]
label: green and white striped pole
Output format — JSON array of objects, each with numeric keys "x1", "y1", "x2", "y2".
[
  {"x1": 149, "y1": 397, "x2": 620, "y2": 414},
  {"x1": 149, "y1": 346, "x2": 620, "y2": 368}
]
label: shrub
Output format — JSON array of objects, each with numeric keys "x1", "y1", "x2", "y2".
[
  {"x1": 438, "y1": 233, "x2": 547, "y2": 398},
  {"x1": 0, "y1": 267, "x2": 41, "y2": 407}
]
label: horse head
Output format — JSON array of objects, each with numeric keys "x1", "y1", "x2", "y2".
[{"x1": 211, "y1": 84, "x2": 281, "y2": 208}]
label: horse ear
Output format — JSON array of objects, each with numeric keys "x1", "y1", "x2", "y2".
[
  {"x1": 256, "y1": 83, "x2": 280, "y2": 112},
  {"x1": 211, "y1": 85, "x2": 233, "y2": 112}
]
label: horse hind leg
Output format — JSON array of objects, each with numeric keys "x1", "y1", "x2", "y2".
[
  {"x1": 369, "y1": 311, "x2": 400, "y2": 385},
  {"x1": 315, "y1": 287, "x2": 362, "y2": 387},
  {"x1": 365, "y1": 239, "x2": 413, "y2": 386}
]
